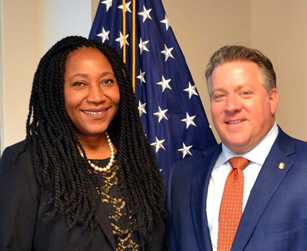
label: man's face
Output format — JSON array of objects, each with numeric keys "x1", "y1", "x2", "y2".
[{"x1": 210, "y1": 61, "x2": 279, "y2": 154}]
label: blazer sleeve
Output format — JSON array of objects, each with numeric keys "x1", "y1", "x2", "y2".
[
  {"x1": 166, "y1": 163, "x2": 179, "y2": 251},
  {"x1": 0, "y1": 143, "x2": 40, "y2": 251}
]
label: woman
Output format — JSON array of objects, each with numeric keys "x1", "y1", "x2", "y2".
[{"x1": 0, "y1": 36, "x2": 168, "y2": 250}]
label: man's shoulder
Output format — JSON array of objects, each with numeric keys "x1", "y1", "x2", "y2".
[
  {"x1": 167, "y1": 144, "x2": 221, "y2": 206},
  {"x1": 171, "y1": 144, "x2": 221, "y2": 176},
  {"x1": 292, "y1": 138, "x2": 307, "y2": 158},
  {"x1": 276, "y1": 127, "x2": 307, "y2": 155},
  {"x1": 271, "y1": 128, "x2": 307, "y2": 168}
]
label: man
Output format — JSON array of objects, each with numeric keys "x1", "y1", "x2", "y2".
[{"x1": 167, "y1": 45, "x2": 307, "y2": 251}]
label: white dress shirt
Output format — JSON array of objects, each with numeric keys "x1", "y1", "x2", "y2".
[{"x1": 206, "y1": 123, "x2": 279, "y2": 251}]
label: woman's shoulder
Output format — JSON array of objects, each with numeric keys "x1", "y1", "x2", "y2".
[
  {"x1": 0, "y1": 140, "x2": 33, "y2": 175},
  {"x1": 1, "y1": 140, "x2": 27, "y2": 155},
  {"x1": 0, "y1": 139, "x2": 39, "y2": 200},
  {"x1": 0, "y1": 141, "x2": 40, "y2": 251}
]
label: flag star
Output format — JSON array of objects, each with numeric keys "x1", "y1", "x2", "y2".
[
  {"x1": 139, "y1": 38, "x2": 150, "y2": 54},
  {"x1": 151, "y1": 137, "x2": 166, "y2": 153},
  {"x1": 115, "y1": 32, "x2": 129, "y2": 48},
  {"x1": 153, "y1": 106, "x2": 168, "y2": 123},
  {"x1": 181, "y1": 113, "x2": 197, "y2": 129},
  {"x1": 101, "y1": 0, "x2": 112, "y2": 11},
  {"x1": 138, "y1": 5, "x2": 152, "y2": 23},
  {"x1": 184, "y1": 82, "x2": 199, "y2": 99},
  {"x1": 138, "y1": 101, "x2": 147, "y2": 117},
  {"x1": 178, "y1": 143, "x2": 193, "y2": 158},
  {"x1": 118, "y1": 1, "x2": 132, "y2": 13},
  {"x1": 137, "y1": 70, "x2": 146, "y2": 85},
  {"x1": 157, "y1": 76, "x2": 172, "y2": 93},
  {"x1": 161, "y1": 44, "x2": 174, "y2": 62},
  {"x1": 160, "y1": 15, "x2": 170, "y2": 30},
  {"x1": 97, "y1": 27, "x2": 110, "y2": 43}
]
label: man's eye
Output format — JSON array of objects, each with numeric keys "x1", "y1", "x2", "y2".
[{"x1": 214, "y1": 94, "x2": 225, "y2": 100}]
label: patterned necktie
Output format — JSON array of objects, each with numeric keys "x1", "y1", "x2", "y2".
[{"x1": 217, "y1": 157, "x2": 250, "y2": 251}]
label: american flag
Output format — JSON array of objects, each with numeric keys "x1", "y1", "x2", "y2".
[{"x1": 89, "y1": 0, "x2": 216, "y2": 180}]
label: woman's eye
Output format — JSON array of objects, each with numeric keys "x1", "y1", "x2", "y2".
[
  {"x1": 73, "y1": 82, "x2": 85, "y2": 87},
  {"x1": 102, "y1": 79, "x2": 114, "y2": 85}
]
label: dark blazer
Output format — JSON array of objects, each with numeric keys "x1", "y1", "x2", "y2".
[
  {"x1": 167, "y1": 127, "x2": 307, "y2": 251},
  {"x1": 0, "y1": 141, "x2": 165, "y2": 251}
]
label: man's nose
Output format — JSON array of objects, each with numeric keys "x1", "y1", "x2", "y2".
[{"x1": 224, "y1": 94, "x2": 241, "y2": 112}]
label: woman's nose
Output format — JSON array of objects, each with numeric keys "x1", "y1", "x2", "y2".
[{"x1": 86, "y1": 84, "x2": 106, "y2": 103}]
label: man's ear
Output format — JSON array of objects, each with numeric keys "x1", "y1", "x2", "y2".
[{"x1": 269, "y1": 88, "x2": 279, "y2": 115}]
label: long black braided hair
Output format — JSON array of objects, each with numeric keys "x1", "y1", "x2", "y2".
[{"x1": 18, "y1": 36, "x2": 168, "y2": 244}]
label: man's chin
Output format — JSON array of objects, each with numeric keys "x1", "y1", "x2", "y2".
[{"x1": 223, "y1": 139, "x2": 252, "y2": 155}]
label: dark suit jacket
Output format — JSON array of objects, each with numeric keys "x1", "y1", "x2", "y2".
[
  {"x1": 0, "y1": 141, "x2": 165, "y2": 251},
  {"x1": 167, "y1": 127, "x2": 307, "y2": 251}
]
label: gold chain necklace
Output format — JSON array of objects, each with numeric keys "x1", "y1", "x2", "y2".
[{"x1": 80, "y1": 132, "x2": 115, "y2": 172}]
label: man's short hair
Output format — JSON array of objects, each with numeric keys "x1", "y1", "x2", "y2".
[{"x1": 205, "y1": 45, "x2": 276, "y2": 99}]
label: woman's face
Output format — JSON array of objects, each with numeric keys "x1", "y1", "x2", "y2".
[{"x1": 64, "y1": 47, "x2": 120, "y2": 139}]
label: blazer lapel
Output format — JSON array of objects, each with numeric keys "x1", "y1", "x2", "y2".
[
  {"x1": 191, "y1": 145, "x2": 221, "y2": 251},
  {"x1": 232, "y1": 130, "x2": 295, "y2": 251},
  {"x1": 90, "y1": 182, "x2": 116, "y2": 250},
  {"x1": 93, "y1": 184, "x2": 146, "y2": 251},
  {"x1": 136, "y1": 212, "x2": 145, "y2": 251}
]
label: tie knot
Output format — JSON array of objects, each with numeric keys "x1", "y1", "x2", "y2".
[{"x1": 228, "y1": 157, "x2": 250, "y2": 170}]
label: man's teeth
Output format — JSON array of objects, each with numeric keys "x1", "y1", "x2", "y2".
[
  {"x1": 228, "y1": 120, "x2": 243, "y2": 124},
  {"x1": 84, "y1": 111, "x2": 104, "y2": 115}
]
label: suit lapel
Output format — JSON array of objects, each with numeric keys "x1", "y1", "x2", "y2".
[
  {"x1": 191, "y1": 145, "x2": 221, "y2": 251},
  {"x1": 232, "y1": 129, "x2": 295, "y2": 251}
]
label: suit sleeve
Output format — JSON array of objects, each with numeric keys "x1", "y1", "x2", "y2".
[{"x1": 0, "y1": 144, "x2": 40, "y2": 251}]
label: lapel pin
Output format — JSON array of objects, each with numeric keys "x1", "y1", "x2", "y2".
[{"x1": 278, "y1": 162, "x2": 285, "y2": 170}]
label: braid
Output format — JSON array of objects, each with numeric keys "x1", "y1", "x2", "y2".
[
  {"x1": 19, "y1": 36, "x2": 167, "y2": 245},
  {"x1": 102, "y1": 46, "x2": 168, "y2": 238}
]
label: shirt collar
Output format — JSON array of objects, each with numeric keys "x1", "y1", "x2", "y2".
[{"x1": 215, "y1": 123, "x2": 279, "y2": 167}]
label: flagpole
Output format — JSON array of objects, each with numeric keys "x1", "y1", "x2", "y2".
[
  {"x1": 132, "y1": 0, "x2": 136, "y2": 93},
  {"x1": 122, "y1": 0, "x2": 127, "y2": 63}
]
